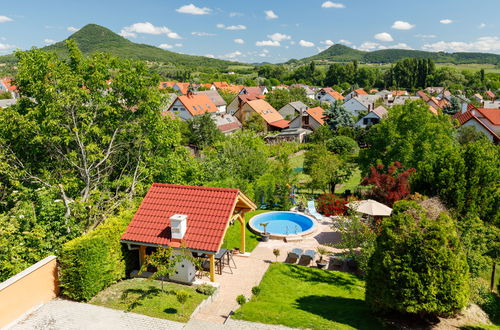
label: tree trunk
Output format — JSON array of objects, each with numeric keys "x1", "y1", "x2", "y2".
[{"x1": 491, "y1": 261, "x2": 496, "y2": 291}]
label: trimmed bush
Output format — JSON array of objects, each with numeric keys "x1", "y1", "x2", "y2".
[
  {"x1": 316, "y1": 194, "x2": 349, "y2": 216},
  {"x1": 236, "y1": 294, "x2": 246, "y2": 305},
  {"x1": 251, "y1": 286, "x2": 261, "y2": 296},
  {"x1": 366, "y1": 201, "x2": 470, "y2": 317},
  {"x1": 59, "y1": 208, "x2": 136, "y2": 301},
  {"x1": 196, "y1": 283, "x2": 217, "y2": 296}
]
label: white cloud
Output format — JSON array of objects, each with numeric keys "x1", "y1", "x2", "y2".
[
  {"x1": 478, "y1": 23, "x2": 486, "y2": 29},
  {"x1": 338, "y1": 39, "x2": 352, "y2": 45},
  {"x1": 320, "y1": 40, "x2": 334, "y2": 46},
  {"x1": 415, "y1": 34, "x2": 437, "y2": 39},
  {"x1": 44, "y1": 39, "x2": 55, "y2": 44},
  {"x1": 229, "y1": 12, "x2": 243, "y2": 17},
  {"x1": 386, "y1": 43, "x2": 413, "y2": 50},
  {"x1": 158, "y1": 44, "x2": 173, "y2": 49},
  {"x1": 216, "y1": 24, "x2": 246, "y2": 30},
  {"x1": 422, "y1": 36, "x2": 500, "y2": 52},
  {"x1": 175, "y1": 43, "x2": 183, "y2": 47},
  {"x1": 374, "y1": 32, "x2": 393, "y2": 42},
  {"x1": 299, "y1": 40, "x2": 315, "y2": 47},
  {"x1": 357, "y1": 42, "x2": 380, "y2": 51},
  {"x1": 205, "y1": 54, "x2": 215, "y2": 58},
  {"x1": 67, "y1": 26, "x2": 80, "y2": 32},
  {"x1": 120, "y1": 22, "x2": 181, "y2": 39},
  {"x1": 391, "y1": 20, "x2": 415, "y2": 30},
  {"x1": 234, "y1": 38, "x2": 244, "y2": 44},
  {"x1": 267, "y1": 33, "x2": 291, "y2": 42},
  {"x1": 256, "y1": 40, "x2": 280, "y2": 47},
  {"x1": 0, "y1": 16, "x2": 13, "y2": 23},
  {"x1": 176, "y1": 4, "x2": 211, "y2": 15},
  {"x1": 220, "y1": 51, "x2": 242, "y2": 59},
  {"x1": 264, "y1": 10, "x2": 278, "y2": 20},
  {"x1": 191, "y1": 31, "x2": 215, "y2": 36},
  {"x1": 0, "y1": 43, "x2": 15, "y2": 50},
  {"x1": 321, "y1": 1, "x2": 345, "y2": 8},
  {"x1": 440, "y1": 19, "x2": 453, "y2": 24}
]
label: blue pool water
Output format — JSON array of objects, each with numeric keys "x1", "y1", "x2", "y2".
[{"x1": 249, "y1": 212, "x2": 315, "y2": 236}]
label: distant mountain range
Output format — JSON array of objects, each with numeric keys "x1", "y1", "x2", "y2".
[
  {"x1": 1, "y1": 24, "x2": 499, "y2": 69},
  {"x1": 293, "y1": 44, "x2": 500, "y2": 65},
  {"x1": 0, "y1": 24, "x2": 239, "y2": 68}
]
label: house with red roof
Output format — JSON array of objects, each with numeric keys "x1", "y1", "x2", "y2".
[
  {"x1": 345, "y1": 88, "x2": 368, "y2": 101},
  {"x1": 0, "y1": 79, "x2": 19, "y2": 98},
  {"x1": 121, "y1": 183, "x2": 256, "y2": 282},
  {"x1": 226, "y1": 92, "x2": 265, "y2": 115},
  {"x1": 166, "y1": 93, "x2": 218, "y2": 120},
  {"x1": 485, "y1": 90, "x2": 496, "y2": 101},
  {"x1": 173, "y1": 82, "x2": 191, "y2": 95},
  {"x1": 158, "y1": 82, "x2": 176, "y2": 90},
  {"x1": 315, "y1": 87, "x2": 344, "y2": 104},
  {"x1": 289, "y1": 106, "x2": 325, "y2": 131},
  {"x1": 453, "y1": 104, "x2": 499, "y2": 144},
  {"x1": 210, "y1": 81, "x2": 230, "y2": 90},
  {"x1": 240, "y1": 86, "x2": 268, "y2": 96},
  {"x1": 235, "y1": 99, "x2": 289, "y2": 132}
]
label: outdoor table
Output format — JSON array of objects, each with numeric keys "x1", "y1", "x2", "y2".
[{"x1": 214, "y1": 248, "x2": 229, "y2": 275}]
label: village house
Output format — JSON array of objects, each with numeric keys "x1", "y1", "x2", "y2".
[
  {"x1": 391, "y1": 96, "x2": 420, "y2": 106},
  {"x1": 453, "y1": 104, "x2": 499, "y2": 144},
  {"x1": 376, "y1": 89, "x2": 393, "y2": 102},
  {"x1": 278, "y1": 101, "x2": 308, "y2": 120},
  {"x1": 166, "y1": 93, "x2": 218, "y2": 120},
  {"x1": 227, "y1": 92, "x2": 265, "y2": 115},
  {"x1": 315, "y1": 87, "x2": 344, "y2": 104},
  {"x1": 240, "y1": 86, "x2": 268, "y2": 95},
  {"x1": 344, "y1": 88, "x2": 368, "y2": 101},
  {"x1": 210, "y1": 81, "x2": 230, "y2": 90},
  {"x1": 121, "y1": 183, "x2": 256, "y2": 283},
  {"x1": 485, "y1": 90, "x2": 496, "y2": 101},
  {"x1": 289, "y1": 106, "x2": 325, "y2": 131},
  {"x1": 424, "y1": 86, "x2": 444, "y2": 95},
  {"x1": 0, "y1": 79, "x2": 19, "y2": 99},
  {"x1": 483, "y1": 100, "x2": 500, "y2": 109},
  {"x1": 173, "y1": 82, "x2": 190, "y2": 95},
  {"x1": 355, "y1": 105, "x2": 388, "y2": 128},
  {"x1": 427, "y1": 96, "x2": 450, "y2": 111},
  {"x1": 194, "y1": 90, "x2": 227, "y2": 113},
  {"x1": 235, "y1": 99, "x2": 289, "y2": 132},
  {"x1": 472, "y1": 93, "x2": 484, "y2": 104},
  {"x1": 343, "y1": 94, "x2": 381, "y2": 116},
  {"x1": 213, "y1": 113, "x2": 242, "y2": 134},
  {"x1": 290, "y1": 84, "x2": 315, "y2": 99}
]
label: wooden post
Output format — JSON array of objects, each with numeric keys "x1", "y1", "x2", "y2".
[
  {"x1": 139, "y1": 246, "x2": 146, "y2": 267},
  {"x1": 209, "y1": 254, "x2": 215, "y2": 282},
  {"x1": 239, "y1": 214, "x2": 246, "y2": 254}
]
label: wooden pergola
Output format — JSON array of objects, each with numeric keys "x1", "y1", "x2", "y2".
[{"x1": 121, "y1": 184, "x2": 256, "y2": 283}]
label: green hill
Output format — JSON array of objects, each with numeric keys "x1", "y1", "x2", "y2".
[
  {"x1": 0, "y1": 24, "x2": 241, "y2": 68},
  {"x1": 300, "y1": 44, "x2": 500, "y2": 65}
]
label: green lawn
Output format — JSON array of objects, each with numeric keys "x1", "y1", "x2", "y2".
[
  {"x1": 232, "y1": 263, "x2": 387, "y2": 330},
  {"x1": 222, "y1": 210, "x2": 268, "y2": 253},
  {"x1": 336, "y1": 168, "x2": 362, "y2": 194},
  {"x1": 90, "y1": 278, "x2": 206, "y2": 323}
]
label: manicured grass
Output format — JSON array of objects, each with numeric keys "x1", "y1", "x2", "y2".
[
  {"x1": 336, "y1": 167, "x2": 362, "y2": 194},
  {"x1": 222, "y1": 210, "x2": 268, "y2": 252},
  {"x1": 90, "y1": 278, "x2": 206, "y2": 323},
  {"x1": 232, "y1": 263, "x2": 386, "y2": 330}
]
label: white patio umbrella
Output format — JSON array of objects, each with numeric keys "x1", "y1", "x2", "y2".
[{"x1": 347, "y1": 199, "x2": 392, "y2": 217}]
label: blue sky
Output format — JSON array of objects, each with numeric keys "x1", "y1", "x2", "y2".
[{"x1": 1, "y1": 0, "x2": 500, "y2": 63}]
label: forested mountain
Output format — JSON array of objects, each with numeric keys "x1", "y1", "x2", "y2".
[
  {"x1": 299, "y1": 44, "x2": 500, "y2": 65},
  {"x1": 0, "y1": 24, "x2": 241, "y2": 68}
]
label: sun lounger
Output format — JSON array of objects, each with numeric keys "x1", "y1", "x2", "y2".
[
  {"x1": 287, "y1": 248, "x2": 303, "y2": 263},
  {"x1": 298, "y1": 249, "x2": 316, "y2": 266},
  {"x1": 307, "y1": 201, "x2": 324, "y2": 221}
]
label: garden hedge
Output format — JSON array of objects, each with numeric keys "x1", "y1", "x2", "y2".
[{"x1": 59, "y1": 208, "x2": 136, "y2": 301}]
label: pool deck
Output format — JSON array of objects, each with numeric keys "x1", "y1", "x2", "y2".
[{"x1": 193, "y1": 215, "x2": 343, "y2": 325}]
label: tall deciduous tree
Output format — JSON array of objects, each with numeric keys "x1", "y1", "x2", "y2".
[{"x1": 0, "y1": 41, "x2": 190, "y2": 227}]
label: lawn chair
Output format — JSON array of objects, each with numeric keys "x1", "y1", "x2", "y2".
[
  {"x1": 307, "y1": 201, "x2": 324, "y2": 221},
  {"x1": 287, "y1": 248, "x2": 303, "y2": 263},
  {"x1": 299, "y1": 249, "x2": 316, "y2": 266}
]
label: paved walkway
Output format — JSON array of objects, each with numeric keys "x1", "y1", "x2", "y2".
[
  {"x1": 192, "y1": 216, "x2": 342, "y2": 324},
  {"x1": 11, "y1": 299, "x2": 185, "y2": 330}
]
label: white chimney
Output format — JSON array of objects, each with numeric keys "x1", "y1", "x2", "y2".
[{"x1": 170, "y1": 214, "x2": 187, "y2": 240}]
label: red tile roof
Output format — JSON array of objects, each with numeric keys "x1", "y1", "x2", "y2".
[
  {"x1": 174, "y1": 94, "x2": 218, "y2": 116},
  {"x1": 485, "y1": 91, "x2": 496, "y2": 99},
  {"x1": 354, "y1": 88, "x2": 368, "y2": 95},
  {"x1": 121, "y1": 183, "x2": 245, "y2": 252},
  {"x1": 218, "y1": 121, "x2": 242, "y2": 133},
  {"x1": 159, "y1": 82, "x2": 175, "y2": 89},
  {"x1": 417, "y1": 90, "x2": 430, "y2": 102},
  {"x1": 175, "y1": 83, "x2": 190, "y2": 95},
  {"x1": 306, "y1": 106, "x2": 325, "y2": 125},
  {"x1": 453, "y1": 107, "x2": 499, "y2": 141},
  {"x1": 327, "y1": 90, "x2": 344, "y2": 100},
  {"x1": 1, "y1": 79, "x2": 17, "y2": 92},
  {"x1": 212, "y1": 81, "x2": 229, "y2": 89},
  {"x1": 269, "y1": 119, "x2": 290, "y2": 129},
  {"x1": 476, "y1": 107, "x2": 500, "y2": 125}
]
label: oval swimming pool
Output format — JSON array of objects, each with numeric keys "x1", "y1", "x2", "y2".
[{"x1": 249, "y1": 211, "x2": 316, "y2": 237}]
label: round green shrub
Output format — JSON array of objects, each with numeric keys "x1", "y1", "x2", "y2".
[
  {"x1": 196, "y1": 283, "x2": 217, "y2": 296},
  {"x1": 365, "y1": 201, "x2": 470, "y2": 317},
  {"x1": 326, "y1": 136, "x2": 358, "y2": 156},
  {"x1": 236, "y1": 294, "x2": 246, "y2": 305},
  {"x1": 251, "y1": 286, "x2": 261, "y2": 296}
]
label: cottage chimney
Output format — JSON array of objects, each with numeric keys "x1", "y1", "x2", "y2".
[{"x1": 170, "y1": 214, "x2": 187, "y2": 240}]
